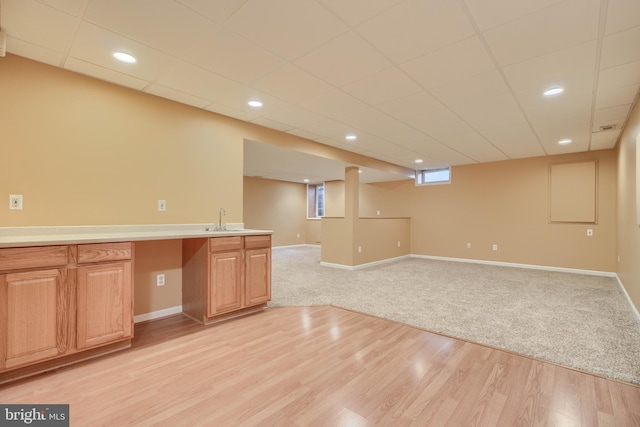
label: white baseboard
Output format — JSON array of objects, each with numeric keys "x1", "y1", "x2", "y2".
[
  {"x1": 134, "y1": 305, "x2": 183, "y2": 324},
  {"x1": 410, "y1": 254, "x2": 617, "y2": 278},
  {"x1": 615, "y1": 274, "x2": 640, "y2": 323},
  {"x1": 321, "y1": 255, "x2": 410, "y2": 271}
]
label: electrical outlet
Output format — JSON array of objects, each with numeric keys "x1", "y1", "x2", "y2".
[
  {"x1": 9, "y1": 194, "x2": 23, "y2": 210},
  {"x1": 377, "y1": 210, "x2": 381, "y2": 216},
  {"x1": 397, "y1": 241, "x2": 401, "y2": 247},
  {"x1": 158, "y1": 200, "x2": 166, "y2": 212},
  {"x1": 467, "y1": 242, "x2": 471, "y2": 249},
  {"x1": 358, "y1": 246, "x2": 362, "y2": 253},
  {"x1": 492, "y1": 244, "x2": 498, "y2": 251},
  {"x1": 297, "y1": 233, "x2": 300, "y2": 238},
  {"x1": 156, "y1": 274, "x2": 165, "y2": 287}
]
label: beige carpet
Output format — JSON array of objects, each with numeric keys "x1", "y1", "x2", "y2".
[{"x1": 269, "y1": 245, "x2": 640, "y2": 385}]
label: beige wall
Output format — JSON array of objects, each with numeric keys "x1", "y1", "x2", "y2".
[
  {"x1": 133, "y1": 240, "x2": 183, "y2": 316},
  {"x1": 324, "y1": 180, "x2": 345, "y2": 217},
  {"x1": 367, "y1": 149, "x2": 617, "y2": 272},
  {"x1": 243, "y1": 176, "x2": 306, "y2": 247},
  {"x1": 617, "y1": 98, "x2": 640, "y2": 311},
  {"x1": 0, "y1": 55, "x2": 244, "y2": 227},
  {"x1": 305, "y1": 220, "x2": 322, "y2": 245}
]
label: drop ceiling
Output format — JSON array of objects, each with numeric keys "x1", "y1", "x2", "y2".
[{"x1": 2, "y1": 0, "x2": 639, "y2": 183}]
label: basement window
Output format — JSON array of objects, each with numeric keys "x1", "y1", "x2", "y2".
[
  {"x1": 307, "y1": 183, "x2": 324, "y2": 218},
  {"x1": 415, "y1": 166, "x2": 451, "y2": 186}
]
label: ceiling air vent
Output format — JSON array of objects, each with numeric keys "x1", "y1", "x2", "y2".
[{"x1": 599, "y1": 124, "x2": 616, "y2": 132}]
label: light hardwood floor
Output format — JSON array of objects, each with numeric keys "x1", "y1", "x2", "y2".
[{"x1": 2, "y1": 306, "x2": 639, "y2": 426}]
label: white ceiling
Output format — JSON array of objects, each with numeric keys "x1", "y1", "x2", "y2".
[{"x1": 2, "y1": 0, "x2": 639, "y2": 183}]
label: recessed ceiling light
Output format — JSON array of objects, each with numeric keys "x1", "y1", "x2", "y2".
[
  {"x1": 558, "y1": 138, "x2": 572, "y2": 145},
  {"x1": 543, "y1": 87, "x2": 564, "y2": 97},
  {"x1": 113, "y1": 52, "x2": 136, "y2": 64},
  {"x1": 415, "y1": 159, "x2": 424, "y2": 164},
  {"x1": 248, "y1": 100, "x2": 263, "y2": 108},
  {"x1": 303, "y1": 179, "x2": 310, "y2": 183},
  {"x1": 345, "y1": 134, "x2": 357, "y2": 141}
]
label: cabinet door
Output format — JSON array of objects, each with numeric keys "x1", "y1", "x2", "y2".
[
  {"x1": 76, "y1": 262, "x2": 132, "y2": 350},
  {"x1": 0, "y1": 269, "x2": 70, "y2": 369},
  {"x1": 244, "y1": 248, "x2": 271, "y2": 306},
  {"x1": 209, "y1": 251, "x2": 243, "y2": 316}
]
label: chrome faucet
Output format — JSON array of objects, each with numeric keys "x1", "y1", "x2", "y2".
[{"x1": 218, "y1": 208, "x2": 226, "y2": 231}]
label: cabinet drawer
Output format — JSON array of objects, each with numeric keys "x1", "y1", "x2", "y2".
[
  {"x1": 244, "y1": 234, "x2": 271, "y2": 249},
  {"x1": 77, "y1": 242, "x2": 132, "y2": 264},
  {"x1": 0, "y1": 246, "x2": 69, "y2": 272},
  {"x1": 209, "y1": 236, "x2": 243, "y2": 252}
]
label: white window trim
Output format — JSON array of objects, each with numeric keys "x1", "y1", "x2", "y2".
[{"x1": 415, "y1": 166, "x2": 451, "y2": 186}]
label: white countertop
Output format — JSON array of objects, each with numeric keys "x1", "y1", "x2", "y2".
[{"x1": 0, "y1": 223, "x2": 273, "y2": 248}]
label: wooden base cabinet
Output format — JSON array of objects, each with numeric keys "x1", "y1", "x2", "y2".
[
  {"x1": 0, "y1": 268, "x2": 72, "y2": 369},
  {"x1": 0, "y1": 242, "x2": 133, "y2": 383},
  {"x1": 183, "y1": 234, "x2": 271, "y2": 325},
  {"x1": 77, "y1": 262, "x2": 133, "y2": 349}
]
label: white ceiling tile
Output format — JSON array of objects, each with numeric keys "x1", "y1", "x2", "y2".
[
  {"x1": 250, "y1": 117, "x2": 295, "y2": 132},
  {"x1": 144, "y1": 84, "x2": 212, "y2": 109},
  {"x1": 450, "y1": 93, "x2": 527, "y2": 131},
  {"x1": 529, "y1": 112, "x2": 592, "y2": 153},
  {"x1": 341, "y1": 67, "x2": 423, "y2": 106},
  {"x1": 64, "y1": 57, "x2": 150, "y2": 90},
  {"x1": 224, "y1": 0, "x2": 348, "y2": 61},
  {"x1": 605, "y1": 0, "x2": 640, "y2": 35},
  {"x1": 295, "y1": 32, "x2": 391, "y2": 87},
  {"x1": 377, "y1": 92, "x2": 443, "y2": 124},
  {"x1": 482, "y1": 0, "x2": 599, "y2": 66},
  {"x1": 480, "y1": 123, "x2": 546, "y2": 159},
  {"x1": 319, "y1": 0, "x2": 403, "y2": 26},
  {"x1": 464, "y1": 0, "x2": 565, "y2": 31},
  {"x1": 513, "y1": 74, "x2": 594, "y2": 119},
  {"x1": 85, "y1": 0, "x2": 211, "y2": 58},
  {"x1": 38, "y1": 0, "x2": 85, "y2": 16},
  {"x1": 300, "y1": 89, "x2": 369, "y2": 118},
  {"x1": 262, "y1": 107, "x2": 326, "y2": 129},
  {"x1": 597, "y1": 60, "x2": 640, "y2": 91},
  {"x1": 286, "y1": 128, "x2": 325, "y2": 142},
  {"x1": 205, "y1": 103, "x2": 258, "y2": 122},
  {"x1": 430, "y1": 69, "x2": 510, "y2": 107},
  {"x1": 357, "y1": 0, "x2": 475, "y2": 63},
  {"x1": 388, "y1": 131, "x2": 474, "y2": 166},
  {"x1": 544, "y1": 136, "x2": 590, "y2": 155},
  {"x1": 156, "y1": 61, "x2": 238, "y2": 99},
  {"x1": 590, "y1": 129, "x2": 620, "y2": 150},
  {"x1": 68, "y1": 23, "x2": 176, "y2": 82},
  {"x1": 175, "y1": 0, "x2": 248, "y2": 23},
  {"x1": 502, "y1": 41, "x2": 597, "y2": 91},
  {"x1": 596, "y1": 85, "x2": 640, "y2": 110},
  {"x1": 5, "y1": 37, "x2": 63, "y2": 66},
  {"x1": 181, "y1": 23, "x2": 284, "y2": 84},
  {"x1": 401, "y1": 37, "x2": 495, "y2": 90},
  {"x1": 600, "y1": 26, "x2": 640, "y2": 69},
  {"x1": 156, "y1": 60, "x2": 291, "y2": 114},
  {"x1": 592, "y1": 104, "x2": 632, "y2": 132},
  {"x1": 399, "y1": 107, "x2": 508, "y2": 162},
  {"x1": 297, "y1": 118, "x2": 362, "y2": 140},
  {"x1": 2, "y1": 0, "x2": 76, "y2": 52},
  {"x1": 334, "y1": 107, "x2": 414, "y2": 139},
  {"x1": 251, "y1": 64, "x2": 333, "y2": 104}
]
